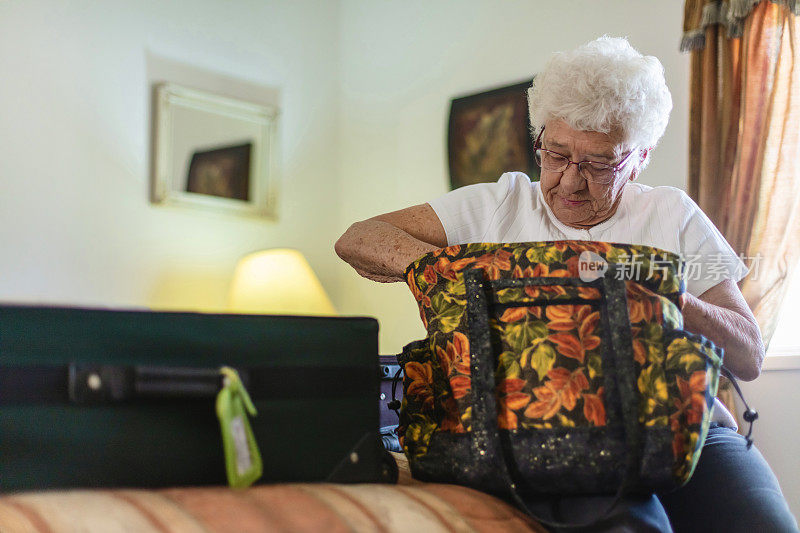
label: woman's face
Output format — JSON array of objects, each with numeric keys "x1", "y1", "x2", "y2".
[{"x1": 540, "y1": 119, "x2": 638, "y2": 229}]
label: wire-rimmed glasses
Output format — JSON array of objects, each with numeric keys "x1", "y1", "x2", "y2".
[{"x1": 534, "y1": 128, "x2": 636, "y2": 185}]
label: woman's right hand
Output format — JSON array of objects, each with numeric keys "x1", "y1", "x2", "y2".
[{"x1": 335, "y1": 203, "x2": 447, "y2": 282}]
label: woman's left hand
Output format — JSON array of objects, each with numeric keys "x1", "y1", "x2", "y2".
[{"x1": 681, "y1": 279, "x2": 765, "y2": 381}]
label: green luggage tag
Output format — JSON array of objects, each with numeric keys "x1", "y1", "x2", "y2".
[{"x1": 216, "y1": 366, "x2": 263, "y2": 488}]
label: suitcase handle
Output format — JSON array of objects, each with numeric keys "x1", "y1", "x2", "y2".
[
  {"x1": 68, "y1": 364, "x2": 242, "y2": 404},
  {"x1": 1, "y1": 364, "x2": 371, "y2": 405}
]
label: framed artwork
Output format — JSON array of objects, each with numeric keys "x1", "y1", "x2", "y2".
[
  {"x1": 447, "y1": 80, "x2": 539, "y2": 190},
  {"x1": 152, "y1": 83, "x2": 279, "y2": 218}
]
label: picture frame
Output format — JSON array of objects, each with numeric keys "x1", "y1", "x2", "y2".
[
  {"x1": 447, "y1": 80, "x2": 539, "y2": 190},
  {"x1": 152, "y1": 83, "x2": 279, "y2": 219}
]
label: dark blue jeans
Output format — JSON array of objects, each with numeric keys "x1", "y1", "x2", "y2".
[
  {"x1": 523, "y1": 425, "x2": 798, "y2": 532},
  {"x1": 658, "y1": 424, "x2": 798, "y2": 532}
]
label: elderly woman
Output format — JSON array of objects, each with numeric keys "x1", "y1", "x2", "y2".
[{"x1": 336, "y1": 37, "x2": 797, "y2": 531}]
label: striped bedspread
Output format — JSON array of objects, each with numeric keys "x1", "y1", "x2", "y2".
[{"x1": 0, "y1": 453, "x2": 545, "y2": 532}]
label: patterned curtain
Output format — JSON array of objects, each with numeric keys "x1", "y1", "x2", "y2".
[
  {"x1": 682, "y1": 0, "x2": 800, "y2": 421},
  {"x1": 683, "y1": 0, "x2": 800, "y2": 346}
]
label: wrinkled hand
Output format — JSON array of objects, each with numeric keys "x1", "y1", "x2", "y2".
[{"x1": 354, "y1": 267, "x2": 402, "y2": 283}]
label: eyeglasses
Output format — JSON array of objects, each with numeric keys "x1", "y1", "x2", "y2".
[{"x1": 534, "y1": 128, "x2": 636, "y2": 185}]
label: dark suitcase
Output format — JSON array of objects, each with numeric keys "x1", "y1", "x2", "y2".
[{"x1": 0, "y1": 305, "x2": 386, "y2": 491}]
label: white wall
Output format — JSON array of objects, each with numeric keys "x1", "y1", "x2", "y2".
[{"x1": 0, "y1": 0, "x2": 343, "y2": 312}]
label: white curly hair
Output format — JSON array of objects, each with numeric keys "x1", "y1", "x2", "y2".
[{"x1": 528, "y1": 36, "x2": 672, "y2": 164}]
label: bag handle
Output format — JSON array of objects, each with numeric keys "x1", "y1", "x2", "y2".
[
  {"x1": 599, "y1": 265, "x2": 644, "y2": 494},
  {"x1": 463, "y1": 266, "x2": 643, "y2": 529}
]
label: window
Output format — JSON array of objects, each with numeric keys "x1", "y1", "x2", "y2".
[{"x1": 764, "y1": 259, "x2": 800, "y2": 368}]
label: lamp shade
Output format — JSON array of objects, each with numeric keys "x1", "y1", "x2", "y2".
[{"x1": 228, "y1": 249, "x2": 336, "y2": 315}]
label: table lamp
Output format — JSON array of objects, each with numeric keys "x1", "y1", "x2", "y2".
[{"x1": 228, "y1": 249, "x2": 336, "y2": 315}]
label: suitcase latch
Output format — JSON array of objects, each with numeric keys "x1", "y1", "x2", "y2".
[{"x1": 68, "y1": 364, "x2": 235, "y2": 404}]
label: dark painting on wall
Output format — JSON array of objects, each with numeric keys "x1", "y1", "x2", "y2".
[
  {"x1": 186, "y1": 142, "x2": 252, "y2": 201},
  {"x1": 448, "y1": 80, "x2": 539, "y2": 190}
]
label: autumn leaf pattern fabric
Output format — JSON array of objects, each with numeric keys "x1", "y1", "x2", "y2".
[{"x1": 397, "y1": 241, "x2": 722, "y2": 494}]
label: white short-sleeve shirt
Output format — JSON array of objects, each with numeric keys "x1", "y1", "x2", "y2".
[
  {"x1": 429, "y1": 172, "x2": 746, "y2": 297},
  {"x1": 428, "y1": 172, "x2": 746, "y2": 428}
]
